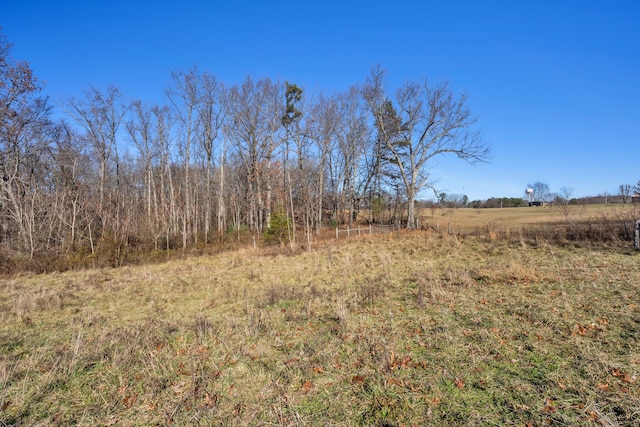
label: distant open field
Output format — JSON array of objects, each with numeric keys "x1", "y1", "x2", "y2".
[
  {"x1": 416, "y1": 203, "x2": 639, "y2": 234},
  {"x1": 1, "y1": 227, "x2": 639, "y2": 425}
]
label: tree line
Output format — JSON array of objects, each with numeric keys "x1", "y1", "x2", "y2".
[
  {"x1": 0, "y1": 32, "x2": 487, "y2": 267},
  {"x1": 618, "y1": 183, "x2": 640, "y2": 204}
]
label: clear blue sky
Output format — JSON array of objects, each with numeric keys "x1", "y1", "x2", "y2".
[{"x1": 3, "y1": 0, "x2": 639, "y2": 201}]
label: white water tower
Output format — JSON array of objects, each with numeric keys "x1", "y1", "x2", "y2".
[{"x1": 526, "y1": 188, "x2": 534, "y2": 203}]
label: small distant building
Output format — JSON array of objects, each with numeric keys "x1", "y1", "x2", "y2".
[
  {"x1": 632, "y1": 193, "x2": 640, "y2": 204},
  {"x1": 529, "y1": 201, "x2": 545, "y2": 207}
]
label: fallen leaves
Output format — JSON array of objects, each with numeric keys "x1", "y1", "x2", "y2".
[
  {"x1": 588, "y1": 410, "x2": 600, "y2": 422},
  {"x1": 123, "y1": 393, "x2": 138, "y2": 408},
  {"x1": 387, "y1": 377, "x2": 403, "y2": 387},
  {"x1": 543, "y1": 397, "x2": 557, "y2": 413},
  {"x1": 204, "y1": 392, "x2": 219, "y2": 408},
  {"x1": 119, "y1": 380, "x2": 138, "y2": 408},
  {"x1": 572, "y1": 321, "x2": 604, "y2": 336},
  {"x1": 386, "y1": 352, "x2": 412, "y2": 371},
  {"x1": 611, "y1": 368, "x2": 636, "y2": 384},
  {"x1": 351, "y1": 375, "x2": 365, "y2": 385}
]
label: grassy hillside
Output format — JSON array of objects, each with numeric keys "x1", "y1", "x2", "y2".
[{"x1": 1, "y1": 230, "x2": 638, "y2": 425}]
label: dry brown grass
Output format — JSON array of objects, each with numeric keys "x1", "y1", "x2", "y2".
[
  {"x1": 418, "y1": 203, "x2": 638, "y2": 234},
  {"x1": 1, "y1": 230, "x2": 639, "y2": 425}
]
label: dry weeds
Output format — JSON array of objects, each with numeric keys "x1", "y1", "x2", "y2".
[{"x1": 1, "y1": 231, "x2": 639, "y2": 426}]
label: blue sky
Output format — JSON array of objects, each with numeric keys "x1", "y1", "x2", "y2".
[{"x1": 3, "y1": 0, "x2": 639, "y2": 201}]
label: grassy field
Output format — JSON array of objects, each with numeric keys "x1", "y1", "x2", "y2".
[
  {"x1": 1, "y1": 207, "x2": 639, "y2": 425},
  {"x1": 418, "y1": 203, "x2": 639, "y2": 233}
]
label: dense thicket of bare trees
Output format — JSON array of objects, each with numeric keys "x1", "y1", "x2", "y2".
[{"x1": 0, "y1": 32, "x2": 486, "y2": 267}]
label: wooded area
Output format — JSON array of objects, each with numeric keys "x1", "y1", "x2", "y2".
[{"x1": 0, "y1": 33, "x2": 487, "y2": 268}]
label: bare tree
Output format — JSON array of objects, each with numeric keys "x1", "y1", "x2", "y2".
[
  {"x1": 360, "y1": 66, "x2": 401, "y2": 224},
  {"x1": 127, "y1": 101, "x2": 155, "y2": 225},
  {"x1": 528, "y1": 181, "x2": 551, "y2": 203},
  {"x1": 66, "y1": 85, "x2": 128, "y2": 243},
  {"x1": 193, "y1": 72, "x2": 225, "y2": 242},
  {"x1": 619, "y1": 184, "x2": 632, "y2": 203},
  {"x1": 324, "y1": 87, "x2": 371, "y2": 225},
  {"x1": 126, "y1": 99, "x2": 174, "y2": 248},
  {"x1": 126, "y1": 100, "x2": 177, "y2": 250},
  {"x1": 0, "y1": 31, "x2": 52, "y2": 256},
  {"x1": 362, "y1": 68, "x2": 488, "y2": 228},
  {"x1": 167, "y1": 68, "x2": 200, "y2": 248},
  {"x1": 49, "y1": 121, "x2": 93, "y2": 253},
  {"x1": 224, "y1": 77, "x2": 283, "y2": 232},
  {"x1": 151, "y1": 105, "x2": 177, "y2": 248},
  {"x1": 308, "y1": 94, "x2": 339, "y2": 234},
  {"x1": 337, "y1": 87, "x2": 369, "y2": 224},
  {"x1": 559, "y1": 186, "x2": 574, "y2": 205}
]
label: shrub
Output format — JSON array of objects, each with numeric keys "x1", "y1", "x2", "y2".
[{"x1": 262, "y1": 209, "x2": 291, "y2": 245}]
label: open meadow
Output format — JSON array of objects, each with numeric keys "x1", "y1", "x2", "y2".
[
  {"x1": 1, "y1": 205, "x2": 640, "y2": 426},
  {"x1": 417, "y1": 203, "x2": 639, "y2": 234}
]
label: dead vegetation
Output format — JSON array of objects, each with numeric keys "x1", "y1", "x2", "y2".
[{"x1": 1, "y1": 229, "x2": 639, "y2": 425}]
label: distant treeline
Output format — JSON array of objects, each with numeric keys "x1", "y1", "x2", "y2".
[{"x1": 419, "y1": 194, "x2": 638, "y2": 210}]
